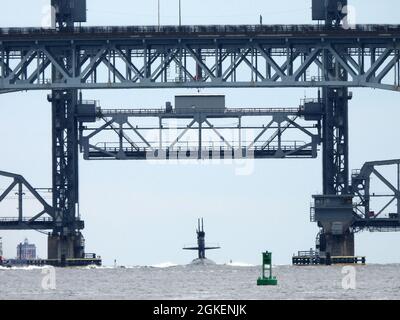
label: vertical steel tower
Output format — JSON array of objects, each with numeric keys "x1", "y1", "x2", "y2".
[
  {"x1": 47, "y1": 0, "x2": 87, "y2": 262},
  {"x1": 315, "y1": 0, "x2": 354, "y2": 257}
]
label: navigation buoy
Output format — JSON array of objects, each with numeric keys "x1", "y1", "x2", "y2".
[{"x1": 257, "y1": 251, "x2": 278, "y2": 286}]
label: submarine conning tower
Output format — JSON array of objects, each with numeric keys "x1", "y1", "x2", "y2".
[{"x1": 183, "y1": 218, "x2": 220, "y2": 260}]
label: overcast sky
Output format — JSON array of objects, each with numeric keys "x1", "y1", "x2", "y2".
[{"x1": 0, "y1": 0, "x2": 400, "y2": 266}]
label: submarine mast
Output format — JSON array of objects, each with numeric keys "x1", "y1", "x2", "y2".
[{"x1": 183, "y1": 218, "x2": 220, "y2": 260}]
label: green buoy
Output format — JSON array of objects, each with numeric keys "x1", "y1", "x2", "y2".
[{"x1": 257, "y1": 251, "x2": 278, "y2": 286}]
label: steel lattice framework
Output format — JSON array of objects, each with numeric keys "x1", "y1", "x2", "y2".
[
  {"x1": 79, "y1": 105, "x2": 321, "y2": 161},
  {"x1": 351, "y1": 160, "x2": 400, "y2": 232},
  {"x1": 0, "y1": 171, "x2": 55, "y2": 230},
  {"x1": 0, "y1": 25, "x2": 400, "y2": 92}
]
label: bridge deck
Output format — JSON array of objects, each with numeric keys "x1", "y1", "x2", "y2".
[
  {"x1": 0, "y1": 217, "x2": 84, "y2": 230},
  {"x1": 1, "y1": 24, "x2": 400, "y2": 41},
  {"x1": 85, "y1": 146, "x2": 316, "y2": 160},
  {"x1": 99, "y1": 107, "x2": 303, "y2": 118},
  {"x1": 353, "y1": 218, "x2": 400, "y2": 231}
]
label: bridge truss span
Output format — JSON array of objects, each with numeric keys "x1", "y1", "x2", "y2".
[
  {"x1": 0, "y1": 24, "x2": 400, "y2": 91},
  {"x1": 79, "y1": 104, "x2": 322, "y2": 161},
  {"x1": 0, "y1": 171, "x2": 55, "y2": 231},
  {"x1": 351, "y1": 159, "x2": 400, "y2": 232}
]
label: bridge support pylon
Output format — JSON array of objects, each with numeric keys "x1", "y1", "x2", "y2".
[
  {"x1": 46, "y1": 1, "x2": 88, "y2": 263},
  {"x1": 319, "y1": 87, "x2": 353, "y2": 258},
  {"x1": 317, "y1": 0, "x2": 354, "y2": 258},
  {"x1": 312, "y1": 194, "x2": 356, "y2": 260},
  {"x1": 48, "y1": 232, "x2": 85, "y2": 263},
  {"x1": 48, "y1": 90, "x2": 85, "y2": 261},
  {"x1": 318, "y1": 231, "x2": 354, "y2": 257}
]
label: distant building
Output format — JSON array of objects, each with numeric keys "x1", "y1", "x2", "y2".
[{"x1": 17, "y1": 238, "x2": 36, "y2": 260}]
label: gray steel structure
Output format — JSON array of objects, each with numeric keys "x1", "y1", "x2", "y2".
[
  {"x1": 351, "y1": 160, "x2": 400, "y2": 231},
  {"x1": 0, "y1": 0, "x2": 400, "y2": 262},
  {"x1": 317, "y1": 0, "x2": 352, "y2": 256},
  {"x1": 79, "y1": 102, "x2": 322, "y2": 161},
  {"x1": 310, "y1": 160, "x2": 400, "y2": 257},
  {"x1": 0, "y1": 171, "x2": 56, "y2": 230},
  {"x1": 46, "y1": 1, "x2": 85, "y2": 261},
  {"x1": 0, "y1": 25, "x2": 399, "y2": 91}
]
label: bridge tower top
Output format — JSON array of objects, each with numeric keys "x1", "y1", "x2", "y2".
[
  {"x1": 312, "y1": 0, "x2": 348, "y2": 26},
  {"x1": 51, "y1": 0, "x2": 87, "y2": 28}
]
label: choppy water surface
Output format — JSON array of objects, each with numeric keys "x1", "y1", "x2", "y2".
[{"x1": 0, "y1": 264, "x2": 399, "y2": 300}]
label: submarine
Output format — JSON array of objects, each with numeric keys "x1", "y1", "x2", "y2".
[{"x1": 183, "y1": 218, "x2": 220, "y2": 265}]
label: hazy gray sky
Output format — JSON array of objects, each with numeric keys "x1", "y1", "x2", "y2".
[{"x1": 1, "y1": 0, "x2": 400, "y2": 266}]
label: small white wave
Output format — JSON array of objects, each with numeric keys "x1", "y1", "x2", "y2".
[
  {"x1": 0, "y1": 265, "x2": 50, "y2": 271},
  {"x1": 150, "y1": 262, "x2": 179, "y2": 268},
  {"x1": 55, "y1": 264, "x2": 141, "y2": 270},
  {"x1": 0, "y1": 266, "x2": 12, "y2": 270},
  {"x1": 81, "y1": 264, "x2": 107, "y2": 269},
  {"x1": 80, "y1": 264, "x2": 141, "y2": 269},
  {"x1": 225, "y1": 261, "x2": 255, "y2": 267}
]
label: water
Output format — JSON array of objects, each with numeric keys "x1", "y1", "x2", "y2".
[{"x1": 0, "y1": 264, "x2": 399, "y2": 300}]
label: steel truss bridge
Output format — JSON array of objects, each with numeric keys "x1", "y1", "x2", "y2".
[
  {"x1": 0, "y1": 0, "x2": 399, "y2": 263},
  {"x1": 0, "y1": 24, "x2": 400, "y2": 91},
  {"x1": 80, "y1": 103, "x2": 321, "y2": 161}
]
